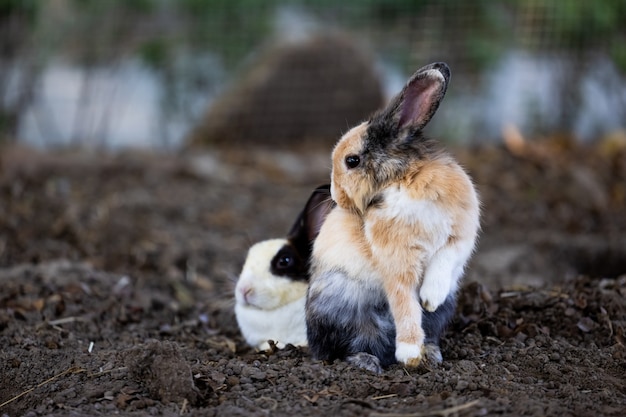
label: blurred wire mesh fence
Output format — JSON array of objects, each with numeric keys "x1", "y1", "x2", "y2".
[{"x1": 1, "y1": 0, "x2": 625, "y2": 148}]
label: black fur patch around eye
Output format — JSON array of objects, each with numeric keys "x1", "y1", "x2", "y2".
[
  {"x1": 270, "y1": 244, "x2": 308, "y2": 281},
  {"x1": 365, "y1": 112, "x2": 400, "y2": 152},
  {"x1": 366, "y1": 117, "x2": 441, "y2": 167}
]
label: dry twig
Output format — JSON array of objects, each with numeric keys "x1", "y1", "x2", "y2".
[
  {"x1": 0, "y1": 366, "x2": 85, "y2": 409},
  {"x1": 369, "y1": 399, "x2": 481, "y2": 417},
  {"x1": 371, "y1": 394, "x2": 399, "y2": 401}
]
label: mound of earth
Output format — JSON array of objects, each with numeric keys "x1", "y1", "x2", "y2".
[{"x1": 186, "y1": 33, "x2": 384, "y2": 148}]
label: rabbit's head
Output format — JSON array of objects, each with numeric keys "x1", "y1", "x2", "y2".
[
  {"x1": 235, "y1": 185, "x2": 334, "y2": 310},
  {"x1": 331, "y1": 62, "x2": 450, "y2": 214}
]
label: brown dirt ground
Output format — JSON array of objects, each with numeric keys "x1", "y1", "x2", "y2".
[{"x1": 0, "y1": 138, "x2": 625, "y2": 417}]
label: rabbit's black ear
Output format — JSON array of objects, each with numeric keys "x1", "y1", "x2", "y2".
[
  {"x1": 287, "y1": 184, "x2": 334, "y2": 258},
  {"x1": 389, "y1": 62, "x2": 450, "y2": 132},
  {"x1": 303, "y1": 184, "x2": 334, "y2": 243}
]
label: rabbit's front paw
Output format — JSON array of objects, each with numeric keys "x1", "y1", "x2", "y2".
[
  {"x1": 257, "y1": 340, "x2": 285, "y2": 351},
  {"x1": 395, "y1": 342, "x2": 424, "y2": 367},
  {"x1": 258, "y1": 341, "x2": 272, "y2": 351},
  {"x1": 419, "y1": 281, "x2": 450, "y2": 312}
]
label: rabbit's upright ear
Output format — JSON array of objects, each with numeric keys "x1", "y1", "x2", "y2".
[
  {"x1": 387, "y1": 62, "x2": 450, "y2": 132},
  {"x1": 287, "y1": 184, "x2": 335, "y2": 257}
]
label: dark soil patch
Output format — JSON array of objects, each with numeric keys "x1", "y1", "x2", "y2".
[{"x1": 0, "y1": 140, "x2": 625, "y2": 416}]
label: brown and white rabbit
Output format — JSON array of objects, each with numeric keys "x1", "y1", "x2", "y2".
[
  {"x1": 306, "y1": 62, "x2": 480, "y2": 372},
  {"x1": 235, "y1": 185, "x2": 334, "y2": 350}
]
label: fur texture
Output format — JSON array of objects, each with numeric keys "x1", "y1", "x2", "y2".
[{"x1": 307, "y1": 62, "x2": 480, "y2": 369}]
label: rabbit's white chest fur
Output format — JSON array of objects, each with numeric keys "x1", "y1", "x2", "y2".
[
  {"x1": 366, "y1": 186, "x2": 453, "y2": 252},
  {"x1": 235, "y1": 297, "x2": 308, "y2": 350}
]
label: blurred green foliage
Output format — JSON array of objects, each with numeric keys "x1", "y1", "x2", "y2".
[
  {"x1": 514, "y1": 0, "x2": 626, "y2": 68},
  {"x1": 13, "y1": 0, "x2": 618, "y2": 73},
  {"x1": 551, "y1": 0, "x2": 624, "y2": 45},
  {"x1": 1, "y1": 0, "x2": 625, "y2": 143},
  {"x1": 2, "y1": 0, "x2": 625, "y2": 74},
  {"x1": 0, "y1": 0, "x2": 39, "y2": 23}
]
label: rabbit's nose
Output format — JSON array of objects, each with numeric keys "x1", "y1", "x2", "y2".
[{"x1": 241, "y1": 286, "x2": 253, "y2": 304}]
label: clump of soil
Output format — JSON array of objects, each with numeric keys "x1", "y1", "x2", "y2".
[
  {"x1": 123, "y1": 340, "x2": 198, "y2": 405},
  {"x1": 0, "y1": 139, "x2": 625, "y2": 416}
]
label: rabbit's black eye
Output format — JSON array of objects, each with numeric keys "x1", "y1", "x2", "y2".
[
  {"x1": 271, "y1": 246, "x2": 302, "y2": 277},
  {"x1": 345, "y1": 154, "x2": 360, "y2": 169},
  {"x1": 277, "y1": 255, "x2": 293, "y2": 268}
]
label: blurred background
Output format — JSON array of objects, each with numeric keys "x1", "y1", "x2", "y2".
[{"x1": 1, "y1": 0, "x2": 625, "y2": 149}]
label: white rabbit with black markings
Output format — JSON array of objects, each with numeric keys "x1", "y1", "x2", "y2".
[
  {"x1": 306, "y1": 62, "x2": 480, "y2": 372},
  {"x1": 235, "y1": 185, "x2": 334, "y2": 350}
]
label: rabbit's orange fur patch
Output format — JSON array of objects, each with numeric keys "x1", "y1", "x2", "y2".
[
  {"x1": 331, "y1": 123, "x2": 373, "y2": 214},
  {"x1": 382, "y1": 272, "x2": 425, "y2": 346},
  {"x1": 310, "y1": 207, "x2": 373, "y2": 289}
]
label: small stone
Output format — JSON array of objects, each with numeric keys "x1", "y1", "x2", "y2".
[{"x1": 455, "y1": 380, "x2": 469, "y2": 390}]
